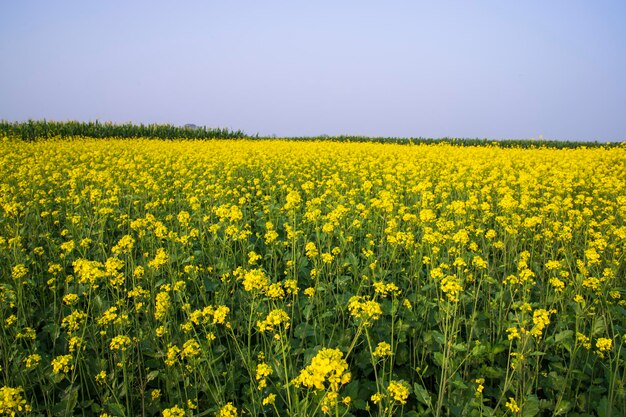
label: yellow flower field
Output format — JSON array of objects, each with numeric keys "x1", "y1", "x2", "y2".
[{"x1": 1, "y1": 138, "x2": 625, "y2": 416}]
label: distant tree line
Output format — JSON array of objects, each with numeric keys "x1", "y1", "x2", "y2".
[
  {"x1": 1, "y1": 120, "x2": 621, "y2": 148},
  {"x1": 0, "y1": 120, "x2": 246, "y2": 140},
  {"x1": 267, "y1": 135, "x2": 621, "y2": 149}
]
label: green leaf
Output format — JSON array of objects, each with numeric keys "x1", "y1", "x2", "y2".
[
  {"x1": 592, "y1": 317, "x2": 607, "y2": 336},
  {"x1": 554, "y1": 400, "x2": 572, "y2": 416},
  {"x1": 344, "y1": 380, "x2": 359, "y2": 400},
  {"x1": 433, "y1": 352, "x2": 445, "y2": 367},
  {"x1": 522, "y1": 395, "x2": 540, "y2": 417},
  {"x1": 353, "y1": 398, "x2": 367, "y2": 410},
  {"x1": 432, "y1": 331, "x2": 445, "y2": 346},
  {"x1": 491, "y1": 343, "x2": 507, "y2": 355},
  {"x1": 413, "y1": 383, "x2": 432, "y2": 406},
  {"x1": 481, "y1": 366, "x2": 505, "y2": 379},
  {"x1": 597, "y1": 397, "x2": 609, "y2": 417},
  {"x1": 470, "y1": 343, "x2": 488, "y2": 358},
  {"x1": 450, "y1": 373, "x2": 468, "y2": 389},
  {"x1": 106, "y1": 402, "x2": 126, "y2": 417},
  {"x1": 555, "y1": 330, "x2": 573, "y2": 343},
  {"x1": 453, "y1": 343, "x2": 467, "y2": 352},
  {"x1": 146, "y1": 370, "x2": 159, "y2": 382}
]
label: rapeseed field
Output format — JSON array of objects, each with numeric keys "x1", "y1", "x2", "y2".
[{"x1": 1, "y1": 138, "x2": 625, "y2": 416}]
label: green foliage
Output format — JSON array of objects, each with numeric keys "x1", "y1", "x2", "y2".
[
  {"x1": 1, "y1": 139, "x2": 625, "y2": 416},
  {"x1": 1, "y1": 119, "x2": 622, "y2": 148},
  {"x1": 0, "y1": 119, "x2": 246, "y2": 140}
]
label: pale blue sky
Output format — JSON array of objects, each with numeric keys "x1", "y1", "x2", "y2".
[{"x1": 1, "y1": 1, "x2": 625, "y2": 141}]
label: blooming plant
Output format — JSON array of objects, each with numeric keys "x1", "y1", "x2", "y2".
[{"x1": 0, "y1": 138, "x2": 625, "y2": 416}]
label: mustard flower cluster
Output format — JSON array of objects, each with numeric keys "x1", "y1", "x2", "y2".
[
  {"x1": 0, "y1": 386, "x2": 32, "y2": 415},
  {"x1": 347, "y1": 296, "x2": 382, "y2": 325},
  {"x1": 293, "y1": 348, "x2": 351, "y2": 391},
  {"x1": 256, "y1": 309, "x2": 291, "y2": 333}
]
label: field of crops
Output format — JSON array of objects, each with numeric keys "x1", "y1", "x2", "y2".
[{"x1": 1, "y1": 138, "x2": 625, "y2": 417}]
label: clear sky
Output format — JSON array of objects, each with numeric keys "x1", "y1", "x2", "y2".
[{"x1": 1, "y1": 1, "x2": 625, "y2": 141}]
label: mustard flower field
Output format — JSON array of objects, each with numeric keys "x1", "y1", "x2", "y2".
[{"x1": 1, "y1": 138, "x2": 625, "y2": 417}]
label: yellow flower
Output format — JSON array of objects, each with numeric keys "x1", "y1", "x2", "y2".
[
  {"x1": 63, "y1": 293, "x2": 79, "y2": 305},
  {"x1": 545, "y1": 260, "x2": 561, "y2": 270},
  {"x1": 241, "y1": 269, "x2": 269, "y2": 292},
  {"x1": 96, "y1": 371, "x2": 107, "y2": 384},
  {"x1": 347, "y1": 296, "x2": 382, "y2": 325},
  {"x1": 24, "y1": 354, "x2": 41, "y2": 369},
  {"x1": 173, "y1": 280, "x2": 186, "y2": 293},
  {"x1": 284, "y1": 190, "x2": 302, "y2": 210},
  {"x1": 265, "y1": 283, "x2": 285, "y2": 299},
  {"x1": 506, "y1": 327, "x2": 520, "y2": 341},
  {"x1": 162, "y1": 405, "x2": 185, "y2": 417},
  {"x1": 181, "y1": 339, "x2": 201, "y2": 359},
  {"x1": 505, "y1": 397, "x2": 521, "y2": 413},
  {"x1": 60, "y1": 240, "x2": 75, "y2": 253},
  {"x1": 387, "y1": 380, "x2": 410, "y2": 405},
  {"x1": 256, "y1": 362, "x2": 273, "y2": 389},
  {"x1": 133, "y1": 266, "x2": 145, "y2": 278},
  {"x1": 73, "y1": 258, "x2": 105, "y2": 284},
  {"x1": 51, "y1": 355, "x2": 73, "y2": 374},
  {"x1": 165, "y1": 344, "x2": 180, "y2": 366},
  {"x1": 321, "y1": 391, "x2": 338, "y2": 414},
  {"x1": 177, "y1": 210, "x2": 191, "y2": 226},
  {"x1": 155, "y1": 291, "x2": 171, "y2": 321},
  {"x1": 110, "y1": 335, "x2": 132, "y2": 351},
  {"x1": 151, "y1": 389, "x2": 161, "y2": 400},
  {"x1": 212, "y1": 305, "x2": 230, "y2": 324},
  {"x1": 370, "y1": 393, "x2": 384, "y2": 404},
  {"x1": 97, "y1": 307, "x2": 118, "y2": 326},
  {"x1": 321, "y1": 253, "x2": 334, "y2": 264},
  {"x1": 11, "y1": 264, "x2": 28, "y2": 280},
  {"x1": 0, "y1": 386, "x2": 31, "y2": 414},
  {"x1": 293, "y1": 348, "x2": 350, "y2": 391},
  {"x1": 472, "y1": 256, "x2": 488, "y2": 269},
  {"x1": 305, "y1": 242, "x2": 318, "y2": 258},
  {"x1": 576, "y1": 333, "x2": 592, "y2": 349},
  {"x1": 155, "y1": 326, "x2": 167, "y2": 338},
  {"x1": 373, "y1": 281, "x2": 401, "y2": 297},
  {"x1": 283, "y1": 279, "x2": 298, "y2": 294},
  {"x1": 430, "y1": 267, "x2": 444, "y2": 280},
  {"x1": 148, "y1": 248, "x2": 169, "y2": 270},
  {"x1": 247, "y1": 251, "x2": 262, "y2": 265},
  {"x1": 262, "y1": 393, "x2": 276, "y2": 405},
  {"x1": 216, "y1": 402, "x2": 238, "y2": 417},
  {"x1": 440, "y1": 275, "x2": 463, "y2": 302},
  {"x1": 373, "y1": 341, "x2": 392, "y2": 358},
  {"x1": 596, "y1": 337, "x2": 613, "y2": 358},
  {"x1": 530, "y1": 309, "x2": 554, "y2": 338},
  {"x1": 474, "y1": 378, "x2": 485, "y2": 397},
  {"x1": 69, "y1": 336, "x2": 83, "y2": 352},
  {"x1": 549, "y1": 277, "x2": 565, "y2": 292},
  {"x1": 62, "y1": 310, "x2": 87, "y2": 334},
  {"x1": 16, "y1": 327, "x2": 35, "y2": 340},
  {"x1": 257, "y1": 309, "x2": 290, "y2": 333},
  {"x1": 5, "y1": 315, "x2": 17, "y2": 327}
]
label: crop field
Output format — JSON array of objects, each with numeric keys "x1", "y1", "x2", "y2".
[{"x1": 1, "y1": 138, "x2": 626, "y2": 417}]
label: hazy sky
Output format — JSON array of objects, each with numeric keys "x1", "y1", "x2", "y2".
[{"x1": 1, "y1": 1, "x2": 625, "y2": 141}]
